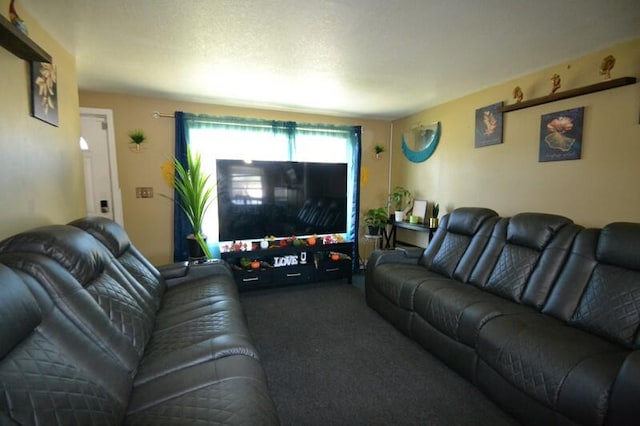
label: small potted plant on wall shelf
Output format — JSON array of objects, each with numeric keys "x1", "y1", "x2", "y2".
[
  {"x1": 388, "y1": 186, "x2": 412, "y2": 222},
  {"x1": 128, "y1": 129, "x2": 147, "y2": 152},
  {"x1": 374, "y1": 144, "x2": 385, "y2": 159},
  {"x1": 429, "y1": 203, "x2": 440, "y2": 229}
]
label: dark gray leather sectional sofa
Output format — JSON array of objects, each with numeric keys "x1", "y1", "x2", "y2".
[
  {"x1": 365, "y1": 207, "x2": 640, "y2": 426},
  {"x1": 0, "y1": 216, "x2": 279, "y2": 425}
]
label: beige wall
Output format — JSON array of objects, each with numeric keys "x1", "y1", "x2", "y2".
[
  {"x1": 0, "y1": 1, "x2": 83, "y2": 239},
  {"x1": 391, "y1": 38, "x2": 640, "y2": 247},
  {"x1": 78, "y1": 91, "x2": 391, "y2": 264},
  {"x1": 2, "y1": 7, "x2": 636, "y2": 265}
]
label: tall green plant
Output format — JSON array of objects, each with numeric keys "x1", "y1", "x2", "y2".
[{"x1": 168, "y1": 148, "x2": 214, "y2": 258}]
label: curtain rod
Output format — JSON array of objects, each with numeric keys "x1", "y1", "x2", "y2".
[
  {"x1": 151, "y1": 110, "x2": 354, "y2": 134},
  {"x1": 152, "y1": 111, "x2": 174, "y2": 119}
]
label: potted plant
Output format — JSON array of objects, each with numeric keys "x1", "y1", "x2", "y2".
[
  {"x1": 429, "y1": 203, "x2": 440, "y2": 229},
  {"x1": 374, "y1": 144, "x2": 385, "y2": 159},
  {"x1": 388, "y1": 186, "x2": 412, "y2": 222},
  {"x1": 164, "y1": 147, "x2": 215, "y2": 259},
  {"x1": 363, "y1": 207, "x2": 388, "y2": 236},
  {"x1": 128, "y1": 129, "x2": 147, "y2": 152}
]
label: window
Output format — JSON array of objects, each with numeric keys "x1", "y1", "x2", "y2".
[{"x1": 176, "y1": 113, "x2": 360, "y2": 260}]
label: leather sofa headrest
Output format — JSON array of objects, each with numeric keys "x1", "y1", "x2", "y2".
[
  {"x1": 447, "y1": 207, "x2": 498, "y2": 235},
  {"x1": 507, "y1": 213, "x2": 573, "y2": 250},
  {"x1": 0, "y1": 264, "x2": 42, "y2": 359},
  {"x1": 0, "y1": 225, "x2": 108, "y2": 286},
  {"x1": 69, "y1": 216, "x2": 131, "y2": 257},
  {"x1": 597, "y1": 222, "x2": 640, "y2": 270}
]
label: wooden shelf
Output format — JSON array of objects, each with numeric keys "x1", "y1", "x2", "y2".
[
  {"x1": 502, "y1": 77, "x2": 637, "y2": 113},
  {"x1": 0, "y1": 13, "x2": 51, "y2": 63}
]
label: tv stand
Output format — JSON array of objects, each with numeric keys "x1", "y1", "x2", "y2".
[{"x1": 221, "y1": 242, "x2": 353, "y2": 291}]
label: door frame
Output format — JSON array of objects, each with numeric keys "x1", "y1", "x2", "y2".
[{"x1": 79, "y1": 107, "x2": 124, "y2": 226}]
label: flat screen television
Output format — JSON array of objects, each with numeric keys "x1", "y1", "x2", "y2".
[{"x1": 216, "y1": 159, "x2": 348, "y2": 241}]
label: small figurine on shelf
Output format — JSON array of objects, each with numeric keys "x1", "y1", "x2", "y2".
[
  {"x1": 9, "y1": 0, "x2": 28, "y2": 35},
  {"x1": 513, "y1": 86, "x2": 524, "y2": 103},
  {"x1": 599, "y1": 54, "x2": 616, "y2": 81},
  {"x1": 550, "y1": 74, "x2": 561, "y2": 94}
]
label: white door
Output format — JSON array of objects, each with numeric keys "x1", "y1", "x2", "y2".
[{"x1": 79, "y1": 108, "x2": 124, "y2": 225}]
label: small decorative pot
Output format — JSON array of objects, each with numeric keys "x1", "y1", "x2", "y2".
[
  {"x1": 187, "y1": 234, "x2": 207, "y2": 261},
  {"x1": 394, "y1": 211, "x2": 404, "y2": 222},
  {"x1": 429, "y1": 217, "x2": 439, "y2": 229}
]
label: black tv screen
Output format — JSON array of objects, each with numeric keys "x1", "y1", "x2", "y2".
[{"x1": 216, "y1": 159, "x2": 348, "y2": 241}]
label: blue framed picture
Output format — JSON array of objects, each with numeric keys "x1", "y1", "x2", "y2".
[
  {"x1": 475, "y1": 102, "x2": 503, "y2": 147},
  {"x1": 539, "y1": 107, "x2": 584, "y2": 162}
]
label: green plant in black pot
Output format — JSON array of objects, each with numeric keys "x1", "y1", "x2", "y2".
[
  {"x1": 363, "y1": 207, "x2": 388, "y2": 236},
  {"x1": 163, "y1": 147, "x2": 215, "y2": 259}
]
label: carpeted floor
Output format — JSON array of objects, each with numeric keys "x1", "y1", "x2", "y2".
[{"x1": 240, "y1": 277, "x2": 519, "y2": 425}]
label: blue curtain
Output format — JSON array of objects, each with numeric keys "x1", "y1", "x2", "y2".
[
  {"x1": 351, "y1": 126, "x2": 362, "y2": 271},
  {"x1": 173, "y1": 111, "x2": 191, "y2": 261},
  {"x1": 173, "y1": 112, "x2": 362, "y2": 270}
]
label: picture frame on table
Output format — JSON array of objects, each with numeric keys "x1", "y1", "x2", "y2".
[{"x1": 411, "y1": 200, "x2": 428, "y2": 224}]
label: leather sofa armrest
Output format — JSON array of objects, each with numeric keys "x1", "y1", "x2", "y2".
[
  {"x1": 368, "y1": 248, "x2": 422, "y2": 267},
  {"x1": 165, "y1": 259, "x2": 233, "y2": 288},
  {"x1": 394, "y1": 247, "x2": 425, "y2": 259},
  {"x1": 607, "y1": 350, "x2": 640, "y2": 425},
  {"x1": 157, "y1": 262, "x2": 189, "y2": 280},
  {"x1": 365, "y1": 248, "x2": 422, "y2": 281}
]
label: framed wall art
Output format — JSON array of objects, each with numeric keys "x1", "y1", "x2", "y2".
[
  {"x1": 31, "y1": 61, "x2": 59, "y2": 127},
  {"x1": 539, "y1": 107, "x2": 584, "y2": 162},
  {"x1": 475, "y1": 101, "x2": 503, "y2": 147}
]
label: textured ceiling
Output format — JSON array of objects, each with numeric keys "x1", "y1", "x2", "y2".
[{"x1": 20, "y1": 0, "x2": 640, "y2": 119}]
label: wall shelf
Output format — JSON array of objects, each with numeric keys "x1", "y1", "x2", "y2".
[
  {"x1": 0, "y1": 13, "x2": 51, "y2": 63},
  {"x1": 501, "y1": 77, "x2": 637, "y2": 113}
]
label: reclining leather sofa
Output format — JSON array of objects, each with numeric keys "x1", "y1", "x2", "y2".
[
  {"x1": 0, "y1": 216, "x2": 279, "y2": 425},
  {"x1": 366, "y1": 207, "x2": 640, "y2": 426}
]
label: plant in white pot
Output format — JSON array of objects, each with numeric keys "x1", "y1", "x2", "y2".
[
  {"x1": 163, "y1": 148, "x2": 214, "y2": 259},
  {"x1": 388, "y1": 186, "x2": 412, "y2": 222},
  {"x1": 128, "y1": 129, "x2": 147, "y2": 152}
]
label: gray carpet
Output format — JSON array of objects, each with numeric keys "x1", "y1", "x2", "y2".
[{"x1": 240, "y1": 278, "x2": 519, "y2": 426}]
